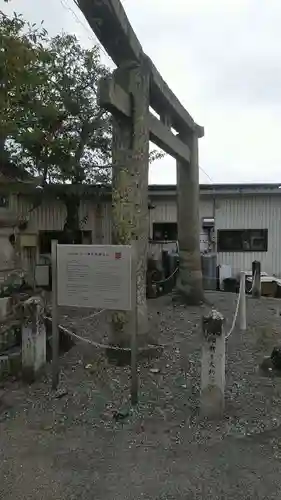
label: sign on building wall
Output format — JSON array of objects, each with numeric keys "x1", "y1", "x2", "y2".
[{"x1": 56, "y1": 244, "x2": 132, "y2": 311}]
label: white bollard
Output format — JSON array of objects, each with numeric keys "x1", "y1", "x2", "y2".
[
  {"x1": 201, "y1": 309, "x2": 225, "y2": 418},
  {"x1": 240, "y1": 271, "x2": 246, "y2": 331},
  {"x1": 22, "y1": 296, "x2": 46, "y2": 383}
]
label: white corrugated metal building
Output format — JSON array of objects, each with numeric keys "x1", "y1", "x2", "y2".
[
  {"x1": 214, "y1": 185, "x2": 281, "y2": 275},
  {"x1": 147, "y1": 184, "x2": 281, "y2": 276},
  {"x1": 2, "y1": 183, "x2": 281, "y2": 277}
]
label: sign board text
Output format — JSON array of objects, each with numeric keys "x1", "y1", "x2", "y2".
[{"x1": 56, "y1": 244, "x2": 132, "y2": 311}]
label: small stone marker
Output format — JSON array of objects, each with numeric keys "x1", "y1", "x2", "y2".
[
  {"x1": 201, "y1": 309, "x2": 225, "y2": 418},
  {"x1": 22, "y1": 297, "x2": 46, "y2": 383}
]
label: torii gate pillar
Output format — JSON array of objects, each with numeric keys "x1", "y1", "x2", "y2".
[
  {"x1": 110, "y1": 61, "x2": 150, "y2": 346},
  {"x1": 176, "y1": 131, "x2": 204, "y2": 304}
]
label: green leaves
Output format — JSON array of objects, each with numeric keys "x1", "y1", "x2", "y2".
[
  {"x1": 1, "y1": 11, "x2": 112, "y2": 187},
  {"x1": 2, "y1": 11, "x2": 165, "y2": 196}
]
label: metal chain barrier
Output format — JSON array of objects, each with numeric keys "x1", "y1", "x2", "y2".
[
  {"x1": 151, "y1": 267, "x2": 248, "y2": 340},
  {"x1": 78, "y1": 309, "x2": 106, "y2": 322},
  {"x1": 43, "y1": 270, "x2": 247, "y2": 352},
  {"x1": 225, "y1": 271, "x2": 246, "y2": 339},
  {"x1": 44, "y1": 315, "x2": 164, "y2": 352},
  {"x1": 247, "y1": 270, "x2": 256, "y2": 294},
  {"x1": 225, "y1": 283, "x2": 242, "y2": 340},
  {"x1": 152, "y1": 266, "x2": 179, "y2": 284}
]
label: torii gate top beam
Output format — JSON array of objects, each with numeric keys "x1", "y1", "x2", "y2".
[{"x1": 77, "y1": 0, "x2": 204, "y2": 138}]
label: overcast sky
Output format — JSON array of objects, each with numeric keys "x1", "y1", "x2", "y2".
[{"x1": 3, "y1": 0, "x2": 281, "y2": 184}]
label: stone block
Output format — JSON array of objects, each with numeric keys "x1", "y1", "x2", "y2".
[{"x1": 22, "y1": 297, "x2": 46, "y2": 383}]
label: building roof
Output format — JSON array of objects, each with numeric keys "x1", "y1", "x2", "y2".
[
  {"x1": 149, "y1": 183, "x2": 281, "y2": 191},
  {"x1": 4, "y1": 180, "x2": 281, "y2": 198},
  {"x1": 148, "y1": 183, "x2": 281, "y2": 196}
]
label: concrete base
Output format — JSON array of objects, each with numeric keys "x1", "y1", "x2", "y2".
[
  {"x1": 200, "y1": 333, "x2": 225, "y2": 418},
  {"x1": 110, "y1": 303, "x2": 149, "y2": 347}
]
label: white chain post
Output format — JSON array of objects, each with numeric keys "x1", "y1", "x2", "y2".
[{"x1": 240, "y1": 271, "x2": 246, "y2": 331}]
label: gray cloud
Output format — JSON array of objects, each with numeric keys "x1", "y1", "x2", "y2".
[{"x1": 3, "y1": 0, "x2": 281, "y2": 184}]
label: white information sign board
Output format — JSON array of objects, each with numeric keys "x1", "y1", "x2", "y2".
[{"x1": 56, "y1": 244, "x2": 132, "y2": 311}]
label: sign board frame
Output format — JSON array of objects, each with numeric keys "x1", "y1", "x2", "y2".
[
  {"x1": 56, "y1": 244, "x2": 133, "y2": 311},
  {"x1": 51, "y1": 241, "x2": 138, "y2": 405}
]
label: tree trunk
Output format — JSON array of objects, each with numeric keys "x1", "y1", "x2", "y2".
[
  {"x1": 176, "y1": 132, "x2": 204, "y2": 304},
  {"x1": 61, "y1": 191, "x2": 81, "y2": 244},
  {"x1": 0, "y1": 135, "x2": 7, "y2": 163},
  {"x1": 110, "y1": 61, "x2": 150, "y2": 346}
]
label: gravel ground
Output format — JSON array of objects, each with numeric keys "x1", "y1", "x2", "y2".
[{"x1": 1, "y1": 292, "x2": 281, "y2": 499}]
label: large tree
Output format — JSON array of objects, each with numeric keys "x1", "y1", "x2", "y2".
[
  {"x1": 1, "y1": 11, "x2": 163, "y2": 240},
  {"x1": 1, "y1": 11, "x2": 113, "y2": 240},
  {"x1": 0, "y1": 11, "x2": 51, "y2": 162}
]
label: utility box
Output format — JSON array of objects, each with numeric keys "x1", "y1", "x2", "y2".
[
  {"x1": 19, "y1": 234, "x2": 37, "y2": 248},
  {"x1": 201, "y1": 253, "x2": 217, "y2": 290},
  {"x1": 35, "y1": 265, "x2": 49, "y2": 287}
]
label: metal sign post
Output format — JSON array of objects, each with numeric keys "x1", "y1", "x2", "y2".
[
  {"x1": 130, "y1": 241, "x2": 138, "y2": 406},
  {"x1": 51, "y1": 240, "x2": 59, "y2": 390}
]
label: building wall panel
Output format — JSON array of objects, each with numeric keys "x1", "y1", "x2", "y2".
[
  {"x1": 10, "y1": 194, "x2": 98, "y2": 235},
  {"x1": 215, "y1": 195, "x2": 281, "y2": 275},
  {"x1": 12, "y1": 191, "x2": 281, "y2": 278},
  {"x1": 148, "y1": 196, "x2": 214, "y2": 238}
]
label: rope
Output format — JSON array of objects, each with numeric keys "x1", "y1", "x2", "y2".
[
  {"x1": 77, "y1": 309, "x2": 106, "y2": 322},
  {"x1": 225, "y1": 278, "x2": 243, "y2": 340},
  {"x1": 44, "y1": 315, "x2": 164, "y2": 353},
  {"x1": 247, "y1": 270, "x2": 256, "y2": 294},
  {"x1": 152, "y1": 267, "x2": 179, "y2": 284}
]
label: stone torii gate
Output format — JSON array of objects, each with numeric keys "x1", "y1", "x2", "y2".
[{"x1": 77, "y1": 0, "x2": 204, "y2": 345}]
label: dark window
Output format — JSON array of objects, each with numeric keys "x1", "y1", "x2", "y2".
[
  {"x1": 39, "y1": 230, "x2": 92, "y2": 254},
  {"x1": 9, "y1": 234, "x2": 15, "y2": 247},
  {"x1": 152, "y1": 223, "x2": 177, "y2": 241},
  {"x1": 39, "y1": 231, "x2": 63, "y2": 254},
  {"x1": 217, "y1": 229, "x2": 268, "y2": 252}
]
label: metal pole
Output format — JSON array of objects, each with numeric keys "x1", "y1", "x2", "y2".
[
  {"x1": 130, "y1": 241, "x2": 138, "y2": 405},
  {"x1": 240, "y1": 271, "x2": 246, "y2": 331},
  {"x1": 51, "y1": 240, "x2": 59, "y2": 390},
  {"x1": 252, "y1": 260, "x2": 261, "y2": 299}
]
